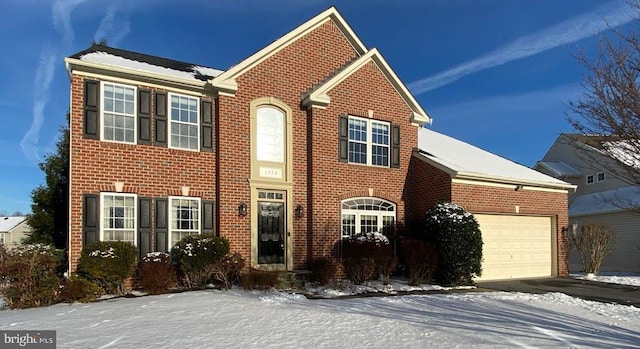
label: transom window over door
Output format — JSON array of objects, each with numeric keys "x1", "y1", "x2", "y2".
[
  {"x1": 341, "y1": 197, "x2": 396, "y2": 238},
  {"x1": 256, "y1": 106, "x2": 285, "y2": 163},
  {"x1": 100, "y1": 193, "x2": 137, "y2": 244},
  {"x1": 347, "y1": 116, "x2": 390, "y2": 167},
  {"x1": 102, "y1": 82, "x2": 136, "y2": 143},
  {"x1": 169, "y1": 93, "x2": 199, "y2": 151}
]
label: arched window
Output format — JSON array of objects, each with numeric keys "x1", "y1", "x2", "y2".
[
  {"x1": 256, "y1": 106, "x2": 285, "y2": 163},
  {"x1": 341, "y1": 197, "x2": 396, "y2": 238}
]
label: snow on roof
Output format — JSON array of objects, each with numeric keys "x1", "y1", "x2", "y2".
[
  {"x1": 536, "y1": 161, "x2": 582, "y2": 177},
  {"x1": 79, "y1": 51, "x2": 224, "y2": 83},
  {"x1": 570, "y1": 185, "x2": 640, "y2": 216},
  {"x1": 417, "y1": 128, "x2": 573, "y2": 188},
  {"x1": 0, "y1": 216, "x2": 27, "y2": 232}
]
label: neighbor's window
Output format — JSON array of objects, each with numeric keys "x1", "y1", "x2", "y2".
[
  {"x1": 168, "y1": 196, "x2": 201, "y2": 246},
  {"x1": 341, "y1": 197, "x2": 395, "y2": 238},
  {"x1": 0, "y1": 233, "x2": 5, "y2": 244},
  {"x1": 101, "y1": 193, "x2": 137, "y2": 245},
  {"x1": 102, "y1": 82, "x2": 136, "y2": 143},
  {"x1": 169, "y1": 93, "x2": 199, "y2": 151},
  {"x1": 348, "y1": 116, "x2": 389, "y2": 167},
  {"x1": 597, "y1": 172, "x2": 606, "y2": 182},
  {"x1": 586, "y1": 175, "x2": 595, "y2": 185}
]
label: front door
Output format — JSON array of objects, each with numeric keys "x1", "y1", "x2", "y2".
[{"x1": 257, "y1": 200, "x2": 285, "y2": 265}]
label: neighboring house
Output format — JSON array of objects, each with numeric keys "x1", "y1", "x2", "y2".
[
  {"x1": 64, "y1": 7, "x2": 574, "y2": 280},
  {"x1": 536, "y1": 134, "x2": 640, "y2": 272},
  {"x1": 0, "y1": 216, "x2": 30, "y2": 249}
]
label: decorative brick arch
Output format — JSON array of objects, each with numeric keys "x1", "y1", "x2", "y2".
[{"x1": 337, "y1": 189, "x2": 398, "y2": 204}]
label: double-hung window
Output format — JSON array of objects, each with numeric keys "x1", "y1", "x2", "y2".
[
  {"x1": 168, "y1": 196, "x2": 201, "y2": 246},
  {"x1": 169, "y1": 93, "x2": 199, "y2": 151},
  {"x1": 348, "y1": 116, "x2": 390, "y2": 167},
  {"x1": 100, "y1": 193, "x2": 137, "y2": 245},
  {"x1": 341, "y1": 197, "x2": 396, "y2": 238},
  {"x1": 102, "y1": 82, "x2": 136, "y2": 143}
]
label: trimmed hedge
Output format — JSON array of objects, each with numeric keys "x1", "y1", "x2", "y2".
[
  {"x1": 137, "y1": 252, "x2": 176, "y2": 295},
  {"x1": 170, "y1": 234, "x2": 230, "y2": 288},
  {"x1": 78, "y1": 241, "x2": 138, "y2": 295}
]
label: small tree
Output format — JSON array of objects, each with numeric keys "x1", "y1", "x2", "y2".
[
  {"x1": 570, "y1": 222, "x2": 615, "y2": 274},
  {"x1": 424, "y1": 203, "x2": 483, "y2": 286}
]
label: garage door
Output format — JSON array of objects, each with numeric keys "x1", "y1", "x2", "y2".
[{"x1": 475, "y1": 214, "x2": 553, "y2": 281}]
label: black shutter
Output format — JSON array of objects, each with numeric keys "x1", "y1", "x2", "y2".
[
  {"x1": 83, "y1": 80, "x2": 100, "y2": 139},
  {"x1": 391, "y1": 124, "x2": 400, "y2": 168},
  {"x1": 155, "y1": 198, "x2": 168, "y2": 252},
  {"x1": 154, "y1": 92, "x2": 167, "y2": 146},
  {"x1": 138, "y1": 197, "x2": 152, "y2": 259},
  {"x1": 200, "y1": 100, "x2": 214, "y2": 152},
  {"x1": 202, "y1": 200, "x2": 215, "y2": 235},
  {"x1": 338, "y1": 115, "x2": 348, "y2": 162},
  {"x1": 138, "y1": 89, "x2": 151, "y2": 145},
  {"x1": 83, "y1": 194, "x2": 99, "y2": 246}
]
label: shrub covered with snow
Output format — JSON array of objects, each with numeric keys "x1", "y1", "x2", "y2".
[
  {"x1": 78, "y1": 241, "x2": 138, "y2": 295},
  {"x1": 171, "y1": 234, "x2": 230, "y2": 288},
  {"x1": 423, "y1": 203, "x2": 482, "y2": 286},
  {"x1": 136, "y1": 252, "x2": 176, "y2": 295},
  {"x1": 0, "y1": 244, "x2": 63, "y2": 309},
  {"x1": 340, "y1": 231, "x2": 397, "y2": 285}
]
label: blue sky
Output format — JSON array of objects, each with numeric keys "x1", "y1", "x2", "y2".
[{"x1": 1, "y1": 0, "x2": 638, "y2": 215}]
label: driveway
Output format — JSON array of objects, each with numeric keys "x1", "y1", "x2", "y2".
[{"x1": 477, "y1": 277, "x2": 640, "y2": 307}]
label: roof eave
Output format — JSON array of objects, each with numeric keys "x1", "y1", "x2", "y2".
[
  {"x1": 64, "y1": 57, "x2": 208, "y2": 91},
  {"x1": 455, "y1": 171, "x2": 577, "y2": 191}
]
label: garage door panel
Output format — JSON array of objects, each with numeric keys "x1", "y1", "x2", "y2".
[{"x1": 475, "y1": 214, "x2": 552, "y2": 281}]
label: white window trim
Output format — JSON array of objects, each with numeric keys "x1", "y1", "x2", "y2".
[
  {"x1": 168, "y1": 92, "x2": 200, "y2": 152},
  {"x1": 341, "y1": 197, "x2": 396, "y2": 238},
  {"x1": 596, "y1": 172, "x2": 606, "y2": 182},
  {"x1": 100, "y1": 81, "x2": 137, "y2": 144},
  {"x1": 348, "y1": 115, "x2": 390, "y2": 167},
  {"x1": 586, "y1": 174, "x2": 595, "y2": 185},
  {"x1": 168, "y1": 196, "x2": 202, "y2": 247},
  {"x1": 99, "y1": 192, "x2": 138, "y2": 246}
]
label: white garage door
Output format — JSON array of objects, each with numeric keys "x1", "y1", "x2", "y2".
[{"x1": 475, "y1": 214, "x2": 553, "y2": 281}]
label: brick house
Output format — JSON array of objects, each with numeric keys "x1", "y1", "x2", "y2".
[{"x1": 64, "y1": 7, "x2": 574, "y2": 280}]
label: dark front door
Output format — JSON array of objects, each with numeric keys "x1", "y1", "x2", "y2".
[{"x1": 257, "y1": 201, "x2": 285, "y2": 264}]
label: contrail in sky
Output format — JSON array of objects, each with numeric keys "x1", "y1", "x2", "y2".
[
  {"x1": 408, "y1": 0, "x2": 640, "y2": 95},
  {"x1": 94, "y1": 2, "x2": 132, "y2": 47}
]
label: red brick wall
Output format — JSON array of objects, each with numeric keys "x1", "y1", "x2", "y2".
[
  {"x1": 411, "y1": 159, "x2": 570, "y2": 276},
  {"x1": 69, "y1": 74, "x2": 216, "y2": 270}
]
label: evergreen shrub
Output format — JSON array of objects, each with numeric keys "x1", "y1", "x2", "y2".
[{"x1": 78, "y1": 241, "x2": 137, "y2": 295}]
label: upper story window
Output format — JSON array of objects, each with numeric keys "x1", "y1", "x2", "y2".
[
  {"x1": 169, "y1": 93, "x2": 200, "y2": 151},
  {"x1": 586, "y1": 175, "x2": 594, "y2": 185},
  {"x1": 168, "y1": 196, "x2": 201, "y2": 247},
  {"x1": 100, "y1": 193, "x2": 137, "y2": 245},
  {"x1": 341, "y1": 197, "x2": 396, "y2": 238},
  {"x1": 597, "y1": 172, "x2": 606, "y2": 182},
  {"x1": 256, "y1": 106, "x2": 285, "y2": 163},
  {"x1": 347, "y1": 116, "x2": 390, "y2": 167},
  {"x1": 102, "y1": 82, "x2": 136, "y2": 143}
]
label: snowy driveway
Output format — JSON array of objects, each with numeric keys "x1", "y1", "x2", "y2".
[{"x1": 1, "y1": 289, "x2": 639, "y2": 348}]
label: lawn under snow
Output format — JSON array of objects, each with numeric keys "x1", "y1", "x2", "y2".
[
  {"x1": 573, "y1": 272, "x2": 640, "y2": 287},
  {"x1": 2, "y1": 288, "x2": 640, "y2": 348}
]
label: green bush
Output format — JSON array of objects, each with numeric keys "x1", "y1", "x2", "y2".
[
  {"x1": 0, "y1": 244, "x2": 63, "y2": 309},
  {"x1": 137, "y1": 252, "x2": 176, "y2": 295},
  {"x1": 170, "y1": 234, "x2": 230, "y2": 288},
  {"x1": 59, "y1": 274, "x2": 104, "y2": 303},
  {"x1": 400, "y1": 239, "x2": 437, "y2": 286},
  {"x1": 78, "y1": 241, "x2": 138, "y2": 295},
  {"x1": 424, "y1": 203, "x2": 482, "y2": 286}
]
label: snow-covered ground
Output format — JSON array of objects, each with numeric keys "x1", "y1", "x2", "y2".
[
  {"x1": 2, "y1": 287, "x2": 640, "y2": 348},
  {"x1": 572, "y1": 272, "x2": 640, "y2": 287}
]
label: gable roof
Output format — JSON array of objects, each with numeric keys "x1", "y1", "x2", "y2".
[
  {"x1": 301, "y1": 48, "x2": 431, "y2": 126},
  {"x1": 416, "y1": 128, "x2": 575, "y2": 190},
  {"x1": 210, "y1": 7, "x2": 367, "y2": 95},
  {"x1": 65, "y1": 44, "x2": 223, "y2": 87},
  {"x1": 0, "y1": 216, "x2": 28, "y2": 233},
  {"x1": 535, "y1": 161, "x2": 582, "y2": 178},
  {"x1": 570, "y1": 185, "x2": 640, "y2": 216}
]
